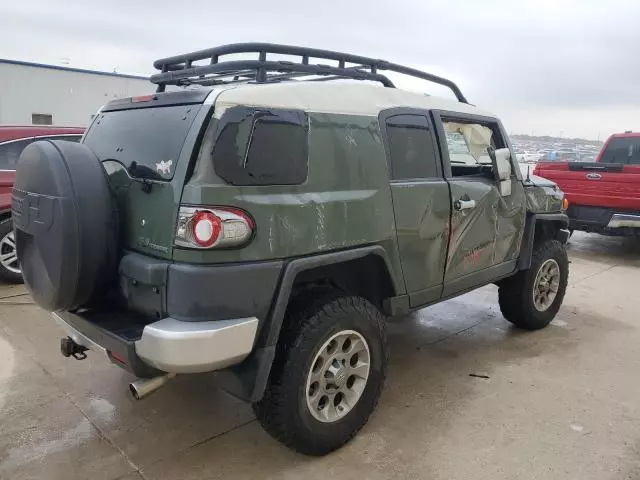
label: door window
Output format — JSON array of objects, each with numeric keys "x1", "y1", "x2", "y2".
[
  {"x1": 442, "y1": 120, "x2": 509, "y2": 177},
  {"x1": 385, "y1": 114, "x2": 438, "y2": 180}
]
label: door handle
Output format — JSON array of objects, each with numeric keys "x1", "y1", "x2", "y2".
[{"x1": 454, "y1": 198, "x2": 476, "y2": 211}]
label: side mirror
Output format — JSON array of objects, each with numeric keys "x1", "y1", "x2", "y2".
[{"x1": 488, "y1": 147, "x2": 512, "y2": 196}]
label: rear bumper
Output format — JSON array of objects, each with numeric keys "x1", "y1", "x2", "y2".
[
  {"x1": 52, "y1": 253, "x2": 281, "y2": 380},
  {"x1": 135, "y1": 317, "x2": 258, "y2": 373},
  {"x1": 607, "y1": 214, "x2": 640, "y2": 229},
  {"x1": 119, "y1": 253, "x2": 283, "y2": 324},
  {"x1": 53, "y1": 310, "x2": 258, "y2": 375},
  {"x1": 567, "y1": 205, "x2": 640, "y2": 235}
]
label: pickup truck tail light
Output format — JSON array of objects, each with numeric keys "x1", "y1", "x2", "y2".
[{"x1": 175, "y1": 206, "x2": 254, "y2": 249}]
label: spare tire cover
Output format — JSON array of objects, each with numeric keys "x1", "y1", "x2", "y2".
[{"x1": 12, "y1": 140, "x2": 118, "y2": 311}]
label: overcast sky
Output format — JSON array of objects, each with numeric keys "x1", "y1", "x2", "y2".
[{"x1": 1, "y1": 0, "x2": 638, "y2": 139}]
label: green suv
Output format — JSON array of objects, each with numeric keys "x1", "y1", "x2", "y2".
[{"x1": 12, "y1": 44, "x2": 570, "y2": 456}]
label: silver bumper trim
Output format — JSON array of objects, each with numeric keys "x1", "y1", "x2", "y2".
[
  {"x1": 134, "y1": 317, "x2": 258, "y2": 374},
  {"x1": 607, "y1": 214, "x2": 640, "y2": 228},
  {"x1": 52, "y1": 313, "x2": 110, "y2": 360},
  {"x1": 53, "y1": 312, "x2": 258, "y2": 374}
]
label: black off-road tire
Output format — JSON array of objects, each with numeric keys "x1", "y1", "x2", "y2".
[
  {"x1": 498, "y1": 239, "x2": 569, "y2": 330},
  {"x1": 0, "y1": 219, "x2": 23, "y2": 284},
  {"x1": 253, "y1": 290, "x2": 388, "y2": 456}
]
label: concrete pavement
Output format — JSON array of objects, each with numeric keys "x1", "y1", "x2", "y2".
[{"x1": 1, "y1": 232, "x2": 639, "y2": 479}]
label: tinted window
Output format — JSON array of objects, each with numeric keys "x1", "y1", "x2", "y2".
[
  {"x1": 0, "y1": 138, "x2": 35, "y2": 170},
  {"x1": 213, "y1": 107, "x2": 308, "y2": 185},
  {"x1": 386, "y1": 114, "x2": 438, "y2": 179},
  {"x1": 600, "y1": 137, "x2": 640, "y2": 165},
  {"x1": 83, "y1": 105, "x2": 200, "y2": 180}
]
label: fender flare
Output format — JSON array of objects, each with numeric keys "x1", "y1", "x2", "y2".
[
  {"x1": 219, "y1": 245, "x2": 399, "y2": 402},
  {"x1": 263, "y1": 244, "x2": 400, "y2": 347},
  {"x1": 518, "y1": 213, "x2": 570, "y2": 270}
]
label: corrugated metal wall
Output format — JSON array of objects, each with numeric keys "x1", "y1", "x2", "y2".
[{"x1": 0, "y1": 62, "x2": 152, "y2": 126}]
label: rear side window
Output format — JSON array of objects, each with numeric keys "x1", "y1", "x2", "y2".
[
  {"x1": 600, "y1": 137, "x2": 640, "y2": 165},
  {"x1": 212, "y1": 106, "x2": 308, "y2": 185},
  {"x1": 0, "y1": 139, "x2": 35, "y2": 170},
  {"x1": 385, "y1": 114, "x2": 438, "y2": 180}
]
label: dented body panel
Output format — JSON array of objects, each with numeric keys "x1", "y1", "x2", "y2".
[
  {"x1": 446, "y1": 177, "x2": 526, "y2": 283},
  {"x1": 389, "y1": 179, "x2": 450, "y2": 306},
  {"x1": 179, "y1": 112, "x2": 407, "y2": 291},
  {"x1": 524, "y1": 182, "x2": 565, "y2": 213},
  {"x1": 173, "y1": 98, "x2": 562, "y2": 310}
]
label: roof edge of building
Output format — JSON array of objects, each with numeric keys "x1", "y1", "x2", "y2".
[{"x1": 0, "y1": 58, "x2": 150, "y2": 81}]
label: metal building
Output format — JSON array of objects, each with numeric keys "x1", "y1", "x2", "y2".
[{"x1": 0, "y1": 59, "x2": 152, "y2": 127}]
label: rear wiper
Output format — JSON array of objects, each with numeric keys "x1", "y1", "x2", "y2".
[
  {"x1": 127, "y1": 161, "x2": 166, "y2": 193},
  {"x1": 128, "y1": 161, "x2": 164, "y2": 181}
]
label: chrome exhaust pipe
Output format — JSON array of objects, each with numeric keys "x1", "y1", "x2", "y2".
[{"x1": 129, "y1": 373, "x2": 176, "y2": 400}]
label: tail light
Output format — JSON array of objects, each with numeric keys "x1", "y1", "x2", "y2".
[
  {"x1": 562, "y1": 197, "x2": 569, "y2": 210},
  {"x1": 175, "y1": 206, "x2": 254, "y2": 249}
]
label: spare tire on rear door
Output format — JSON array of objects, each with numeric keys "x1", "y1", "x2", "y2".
[{"x1": 12, "y1": 140, "x2": 118, "y2": 311}]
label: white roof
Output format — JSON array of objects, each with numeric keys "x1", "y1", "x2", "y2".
[{"x1": 214, "y1": 81, "x2": 495, "y2": 118}]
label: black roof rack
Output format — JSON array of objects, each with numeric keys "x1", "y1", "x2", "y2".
[{"x1": 150, "y1": 43, "x2": 468, "y2": 103}]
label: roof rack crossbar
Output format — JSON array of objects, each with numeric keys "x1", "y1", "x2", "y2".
[
  {"x1": 153, "y1": 60, "x2": 395, "y2": 89},
  {"x1": 237, "y1": 64, "x2": 383, "y2": 84},
  {"x1": 151, "y1": 43, "x2": 467, "y2": 103}
]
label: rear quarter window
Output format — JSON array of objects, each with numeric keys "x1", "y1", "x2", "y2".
[{"x1": 212, "y1": 106, "x2": 308, "y2": 185}]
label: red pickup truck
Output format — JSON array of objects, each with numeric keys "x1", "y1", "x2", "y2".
[
  {"x1": 534, "y1": 131, "x2": 640, "y2": 237},
  {"x1": 0, "y1": 126, "x2": 84, "y2": 282}
]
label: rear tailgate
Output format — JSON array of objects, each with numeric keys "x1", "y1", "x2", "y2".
[
  {"x1": 534, "y1": 161, "x2": 640, "y2": 211},
  {"x1": 82, "y1": 90, "x2": 213, "y2": 259}
]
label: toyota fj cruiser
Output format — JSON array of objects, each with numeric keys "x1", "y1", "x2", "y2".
[{"x1": 12, "y1": 43, "x2": 570, "y2": 456}]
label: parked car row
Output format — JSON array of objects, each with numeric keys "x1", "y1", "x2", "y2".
[
  {"x1": 514, "y1": 151, "x2": 543, "y2": 163},
  {"x1": 0, "y1": 126, "x2": 84, "y2": 281}
]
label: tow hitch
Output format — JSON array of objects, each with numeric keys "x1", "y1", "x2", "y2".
[{"x1": 60, "y1": 337, "x2": 88, "y2": 360}]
